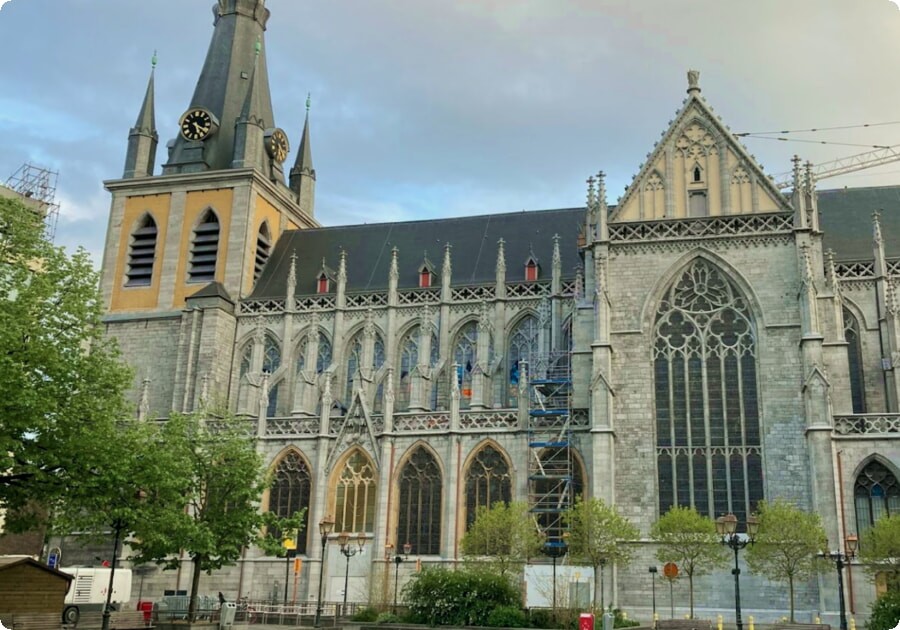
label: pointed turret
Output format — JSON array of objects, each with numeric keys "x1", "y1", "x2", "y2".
[
  {"x1": 123, "y1": 54, "x2": 159, "y2": 178},
  {"x1": 290, "y1": 94, "x2": 317, "y2": 216},
  {"x1": 232, "y1": 39, "x2": 268, "y2": 171},
  {"x1": 164, "y1": 0, "x2": 275, "y2": 174}
]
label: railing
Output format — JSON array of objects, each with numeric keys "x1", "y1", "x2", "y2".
[
  {"x1": 609, "y1": 212, "x2": 793, "y2": 243},
  {"x1": 834, "y1": 413, "x2": 900, "y2": 435},
  {"x1": 459, "y1": 410, "x2": 518, "y2": 430}
]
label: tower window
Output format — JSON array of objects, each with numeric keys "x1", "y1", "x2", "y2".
[
  {"x1": 188, "y1": 209, "x2": 220, "y2": 283},
  {"x1": 693, "y1": 166, "x2": 702, "y2": 183},
  {"x1": 126, "y1": 214, "x2": 158, "y2": 287},
  {"x1": 254, "y1": 222, "x2": 271, "y2": 281}
]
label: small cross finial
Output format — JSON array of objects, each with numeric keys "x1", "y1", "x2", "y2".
[
  {"x1": 306, "y1": 93, "x2": 311, "y2": 114},
  {"x1": 151, "y1": 50, "x2": 158, "y2": 69}
]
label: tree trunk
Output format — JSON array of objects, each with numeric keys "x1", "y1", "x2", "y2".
[
  {"x1": 593, "y1": 563, "x2": 600, "y2": 609},
  {"x1": 188, "y1": 554, "x2": 204, "y2": 622},
  {"x1": 688, "y1": 573, "x2": 694, "y2": 619},
  {"x1": 789, "y1": 577, "x2": 795, "y2": 622}
]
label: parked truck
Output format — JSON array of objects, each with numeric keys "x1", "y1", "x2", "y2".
[{"x1": 59, "y1": 567, "x2": 132, "y2": 624}]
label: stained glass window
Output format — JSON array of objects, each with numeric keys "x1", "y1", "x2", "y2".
[
  {"x1": 453, "y1": 322, "x2": 477, "y2": 409},
  {"x1": 335, "y1": 450, "x2": 377, "y2": 533},
  {"x1": 397, "y1": 447, "x2": 442, "y2": 555},
  {"x1": 263, "y1": 335, "x2": 281, "y2": 374},
  {"x1": 267, "y1": 381, "x2": 280, "y2": 417},
  {"x1": 844, "y1": 308, "x2": 866, "y2": 414},
  {"x1": 855, "y1": 460, "x2": 900, "y2": 536},
  {"x1": 654, "y1": 260, "x2": 763, "y2": 524},
  {"x1": 465, "y1": 445, "x2": 512, "y2": 528},
  {"x1": 508, "y1": 315, "x2": 540, "y2": 406},
  {"x1": 269, "y1": 451, "x2": 311, "y2": 553},
  {"x1": 296, "y1": 332, "x2": 332, "y2": 374},
  {"x1": 344, "y1": 332, "x2": 385, "y2": 404}
]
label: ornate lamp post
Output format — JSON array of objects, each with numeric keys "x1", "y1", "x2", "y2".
[
  {"x1": 391, "y1": 541, "x2": 412, "y2": 613},
  {"x1": 337, "y1": 532, "x2": 366, "y2": 612},
  {"x1": 648, "y1": 566, "x2": 658, "y2": 626},
  {"x1": 716, "y1": 514, "x2": 759, "y2": 630},
  {"x1": 313, "y1": 516, "x2": 335, "y2": 628},
  {"x1": 819, "y1": 534, "x2": 859, "y2": 630},
  {"x1": 542, "y1": 537, "x2": 568, "y2": 611}
]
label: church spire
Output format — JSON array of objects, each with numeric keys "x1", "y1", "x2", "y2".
[
  {"x1": 231, "y1": 38, "x2": 268, "y2": 170},
  {"x1": 290, "y1": 93, "x2": 316, "y2": 216},
  {"x1": 123, "y1": 52, "x2": 159, "y2": 178},
  {"x1": 164, "y1": 0, "x2": 275, "y2": 174}
]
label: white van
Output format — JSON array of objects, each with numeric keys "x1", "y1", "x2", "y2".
[{"x1": 59, "y1": 567, "x2": 133, "y2": 624}]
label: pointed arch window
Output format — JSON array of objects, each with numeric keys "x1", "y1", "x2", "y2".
[
  {"x1": 508, "y1": 315, "x2": 540, "y2": 406},
  {"x1": 524, "y1": 257, "x2": 540, "y2": 282},
  {"x1": 263, "y1": 335, "x2": 281, "y2": 374},
  {"x1": 267, "y1": 381, "x2": 280, "y2": 418},
  {"x1": 844, "y1": 308, "x2": 866, "y2": 413},
  {"x1": 317, "y1": 274, "x2": 329, "y2": 294},
  {"x1": 188, "y1": 209, "x2": 220, "y2": 283},
  {"x1": 254, "y1": 222, "x2": 272, "y2": 282},
  {"x1": 397, "y1": 326, "x2": 440, "y2": 412},
  {"x1": 269, "y1": 452, "x2": 311, "y2": 553},
  {"x1": 453, "y1": 322, "x2": 478, "y2": 409},
  {"x1": 344, "y1": 331, "x2": 385, "y2": 404},
  {"x1": 855, "y1": 461, "x2": 900, "y2": 536},
  {"x1": 334, "y1": 450, "x2": 377, "y2": 533},
  {"x1": 126, "y1": 214, "x2": 158, "y2": 287},
  {"x1": 654, "y1": 260, "x2": 763, "y2": 524},
  {"x1": 239, "y1": 343, "x2": 253, "y2": 378},
  {"x1": 465, "y1": 445, "x2": 512, "y2": 528},
  {"x1": 296, "y1": 332, "x2": 332, "y2": 374},
  {"x1": 397, "y1": 447, "x2": 442, "y2": 555}
]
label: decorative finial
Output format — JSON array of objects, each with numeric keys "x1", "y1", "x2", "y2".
[
  {"x1": 151, "y1": 50, "x2": 158, "y2": 69},
  {"x1": 687, "y1": 69, "x2": 701, "y2": 94},
  {"x1": 586, "y1": 175, "x2": 596, "y2": 209},
  {"x1": 306, "y1": 93, "x2": 311, "y2": 114}
]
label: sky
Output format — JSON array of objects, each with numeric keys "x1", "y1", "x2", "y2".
[{"x1": 1, "y1": 0, "x2": 900, "y2": 264}]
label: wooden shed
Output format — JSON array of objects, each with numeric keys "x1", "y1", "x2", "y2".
[{"x1": 0, "y1": 556, "x2": 73, "y2": 614}]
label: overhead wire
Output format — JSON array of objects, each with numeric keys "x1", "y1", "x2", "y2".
[{"x1": 735, "y1": 120, "x2": 900, "y2": 136}]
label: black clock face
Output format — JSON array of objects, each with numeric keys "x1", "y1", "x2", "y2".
[
  {"x1": 180, "y1": 109, "x2": 214, "y2": 141},
  {"x1": 266, "y1": 129, "x2": 290, "y2": 162}
]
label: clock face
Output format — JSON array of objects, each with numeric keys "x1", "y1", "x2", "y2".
[
  {"x1": 180, "y1": 109, "x2": 214, "y2": 141},
  {"x1": 265, "y1": 128, "x2": 290, "y2": 162}
]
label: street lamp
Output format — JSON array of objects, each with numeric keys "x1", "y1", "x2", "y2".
[
  {"x1": 716, "y1": 513, "x2": 759, "y2": 630},
  {"x1": 314, "y1": 515, "x2": 335, "y2": 628},
  {"x1": 391, "y1": 541, "x2": 412, "y2": 613},
  {"x1": 542, "y1": 536, "x2": 568, "y2": 611},
  {"x1": 648, "y1": 566, "x2": 658, "y2": 626},
  {"x1": 338, "y1": 532, "x2": 366, "y2": 612},
  {"x1": 819, "y1": 534, "x2": 859, "y2": 630}
]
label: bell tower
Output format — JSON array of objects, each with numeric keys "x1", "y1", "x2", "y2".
[{"x1": 98, "y1": 0, "x2": 317, "y2": 417}]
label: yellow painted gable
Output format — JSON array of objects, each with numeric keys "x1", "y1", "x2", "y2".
[{"x1": 612, "y1": 85, "x2": 789, "y2": 223}]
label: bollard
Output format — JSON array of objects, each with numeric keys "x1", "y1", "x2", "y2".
[
  {"x1": 815, "y1": 617, "x2": 821, "y2": 625},
  {"x1": 748, "y1": 615, "x2": 755, "y2": 630},
  {"x1": 717, "y1": 614, "x2": 723, "y2": 630},
  {"x1": 654, "y1": 613, "x2": 659, "y2": 628},
  {"x1": 850, "y1": 618, "x2": 856, "y2": 630}
]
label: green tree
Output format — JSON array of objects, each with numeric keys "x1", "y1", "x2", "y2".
[
  {"x1": 460, "y1": 500, "x2": 543, "y2": 578},
  {"x1": 0, "y1": 195, "x2": 131, "y2": 529},
  {"x1": 860, "y1": 514, "x2": 900, "y2": 590},
  {"x1": 403, "y1": 566, "x2": 521, "y2": 626},
  {"x1": 744, "y1": 499, "x2": 827, "y2": 621},
  {"x1": 564, "y1": 496, "x2": 640, "y2": 609},
  {"x1": 131, "y1": 410, "x2": 271, "y2": 621},
  {"x1": 651, "y1": 506, "x2": 727, "y2": 618}
]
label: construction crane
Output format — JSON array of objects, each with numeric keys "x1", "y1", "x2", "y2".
[{"x1": 769, "y1": 145, "x2": 900, "y2": 190}]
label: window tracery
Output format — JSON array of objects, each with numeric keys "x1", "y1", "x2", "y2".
[
  {"x1": 855, "y1": 460, "x2": 900, "y2": 536},
  {"x1": 654, "y1": 260, "x2": 763, "y2": 524},
  {"x1": 453, "y1": 322, "x2": 478, "y2": 409},
  {"x1": 296, "y1": 332, "x2": 332, "y2": 374},
  {"x1": 507, "y1": 315, "x2": 540, "y2": 406},
  {"x1": 397, "y1": 447, "x2": 442, "y2": 555},
  {"x1": 269, "y1": 452, "x2": 311, "y2": 553},
  {"x1": 465, "y1": 445, "x2": 512, "y2": 528},
  {"x1": 334, "y1": 450, "x2": 377, "y2": 533},
  {"x1": 263, "y1": 335, "x2": 281, "y2": 374},
  {"x1": 844, "y1": 308, "x2": 866, "y2": 413}
]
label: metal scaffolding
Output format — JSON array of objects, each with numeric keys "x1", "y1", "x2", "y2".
[
  {"x1": 6, "y1": 163, "x2": 60, "y2": 241},
  {"x1": 527, "y1": 351, "x2": 574, "y2": 547}
]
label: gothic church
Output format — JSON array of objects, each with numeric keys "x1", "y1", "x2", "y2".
[{"x1": 98, "y1": 0, "x2": 900, "y2": 621}]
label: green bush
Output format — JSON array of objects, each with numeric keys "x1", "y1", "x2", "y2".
[
  {"x1": 528, "y1": 609, "x2": 555, "y2": 629},
  {"x1": 487, "y1": 605, "x2": 528, "y2": 628},
  {"x1": 351, "y1": 607, "x2": 380, "y2": 622},
  {"x1": 403, "y1": 566, "x2": 521, "y2": 626},
  {"x1": 612, "y1": 610, "x2": 640, "y2": 629},
  {"x1": 866, "y1": 590, "x2": 900, "y2": 630},
  {"x1": 376, "y1": 612, "x2": 403, "y2": 624}
]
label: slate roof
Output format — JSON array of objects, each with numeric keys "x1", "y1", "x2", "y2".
[
  {"x1": 818, "y1": 185, "x2": 900, "y2": 261},
  {"x1": 251, "y1": 207, "x2": 584, "y2": 298}
]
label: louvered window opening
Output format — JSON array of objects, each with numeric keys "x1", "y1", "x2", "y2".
[
  {"x1": 269, "y1": 452, "x2": 311, "y2": 553},
  {"x1": 855, "y1": 461, "x2": 900, "y2": 537},
  {"x1": 397, "y1": 448, "x2": 442, "y2": 555},
  {"x1": 255, "y1": 224, "x2": 271, "y2": 281},
  {"x1": 465, "y1": 445, "x2": 512, "y2": 529},
  {"x1": 188, "y1": 211, "x2": 220, "y2": 283},
  {"x1": 844, "y1": 308, "x2": 867, "y2": 413},
  {"x1": 126, "y1": 216, "x2": 157, "y2": 286},
  {"x1": 335, "y1": 451, "x2": 377, "y2": 533},
  {"x1": 654, "y1": 260, "x2": 763, "y2": 526}
]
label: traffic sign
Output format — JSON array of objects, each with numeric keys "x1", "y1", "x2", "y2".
[
  {"x1": 663, "y1": 562, "x2": 679, "y2": 579},
  {"x1": 48, "y1": 550, "x2": 59, "y2": 569}
]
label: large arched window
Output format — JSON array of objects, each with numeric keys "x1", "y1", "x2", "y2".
[
  {"x1": 453, "y1": 322, "x2": 478, "y2": 409},
  {"x1": 263, "y1": 335, "x2": 281, "y2": 374},
  {"x1": 254, "y1": 222, "x2": 272, "y2": 281},
  {"x1": 465, "y1": 445, "x2": 512, "y2": 528},
  {"x1": 397, "y1": 447, "x2": 442, "y2": 555},
  {"x1": 397, "y1": 326, "x2": 440, "y2": 412},
  {"x1": 269, "y1": 451, "x2": 311, "y2": 553},
  {"x1": 126, "y1": 214, "x2": 158, "y2": 287},
  {"x1": 855, "y1": 460, "x2": 900, "y2": 536},
  {"x1": 654, "y1": 260, "x2": 763, "y2": 524},
  {"x1": 507, "y1": 315, "x2": 540, "y2": 406},
  {"x1": 267, "y1": 380, "x2": 281, "y2": 417},
  {"x1": 844, "y1": 308, "x2": 866, "y2": 414},
  {"x1": 188, "y1": 209, "x2": 220, "y2": 283},
  {"x1": 296, "y1": 332, "x2": 332, "y2": 374},
  {"x1": 334, "y1": 450, "x2": 377, "y2": 533},
  {"x1": 344, "y1": 331, "x2": 385, "y2": 404}
]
